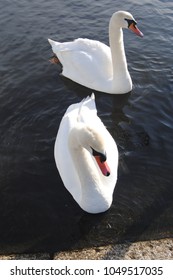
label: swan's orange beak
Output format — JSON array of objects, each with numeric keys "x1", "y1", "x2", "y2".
[
  {"x1": 129, "y1": 23, "x2": 144, "y2": 37},
  {"x1": 95, "y1": 156, "x2": 111, "y2": 177}
]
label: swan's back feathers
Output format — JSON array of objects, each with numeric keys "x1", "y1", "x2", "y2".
[
  {"x1": 48, "y1": 38, "x2": 110, "y2": 54},
  {"x1": 48, "y1": 38, "x2": 80, "y2": 52},
  {"x1": 48, "y1": 38, "x2": 113, "y2": 85}
]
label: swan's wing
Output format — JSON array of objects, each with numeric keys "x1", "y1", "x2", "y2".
[
  {"x1": 73, "y1": 38, "x2": 112, "y2": 75},
  {"x1": 54, "y1": 103, "x2": 81, "y2": 203},
  {"x1": 48, "y1": 38, "x2": 113, "y2": 82}
]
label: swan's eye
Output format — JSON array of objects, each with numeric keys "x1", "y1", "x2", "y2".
[
  {"x1": 91, "y1": 148, "x2": 107, "y2": 162},
  {"x1": 124, "y1": 18, "x2": 137, "y2": 28}
]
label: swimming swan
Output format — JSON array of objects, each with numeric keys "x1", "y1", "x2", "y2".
[
  {"x1": 48, "y1": 11, "x2": 143, "y2": 94},
  {"x1": 54, "y1": 94, "x2": 118, "y2": 213}
]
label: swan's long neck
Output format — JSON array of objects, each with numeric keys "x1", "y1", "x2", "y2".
[
  {"x1": 109, "y1": 19, "x2": 128, "y2": 76},
  {"x1": 109, "y1": 17, "x2": 131, "y2": 92},
  {"x1": 71, "y1": 147, "x2": 100, "y2": 191}
]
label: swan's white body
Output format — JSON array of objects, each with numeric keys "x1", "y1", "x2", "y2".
[
  {"x1": 48, "y1": 11, "x2": 143, "y2": 94},
  {"x1": 54, "y1": 94, "x2": 118, "y2": 213}
]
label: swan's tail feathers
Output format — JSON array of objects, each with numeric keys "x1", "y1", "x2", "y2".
[
  {"x1": 48, "y1": 38, "x2": 59, "y2": 48},
  {"x1": 85, "y1": 93, "x2": 96, "y2": 112},
  {"x1": 77, "y1": 98, "x2": 85, "y2": 122},
  {"x1": 77, "y1": 94, "x2": 97, "y2": 123},
  {"x1": 48, "y1": 38, "x2": 55, "y2": 46},
  {"x1": 48, "y1": 38, "x2": 76, "y2": 53},
  {"x1": 48, "y1": 38, "x2": 62, "y2": 54},
  {"x1": 48, "y1": 38, "x2": 62, "y2": 45},
  {"x1": 91, "y1": 93, "x2": 95, "y2": 100},
  {"x1": 81, "y1": 94, "x2": 96, "y2": 112}
]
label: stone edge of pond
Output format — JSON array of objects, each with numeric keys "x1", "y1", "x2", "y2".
[{"x1": 0, "y1": 238, "x2": 173, "y2": 260}]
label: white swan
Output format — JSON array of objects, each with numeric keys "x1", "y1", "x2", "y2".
[
  {"x1": 54, "y1": 94, "x2": 118, "y2": 213},
  {"x1": 48, "y1": 11, "x2": 143, "y2": 94}
]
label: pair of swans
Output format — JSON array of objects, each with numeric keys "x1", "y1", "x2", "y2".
[{"x1": 50, "y1": 11, "x2": 143, "y2": 213}]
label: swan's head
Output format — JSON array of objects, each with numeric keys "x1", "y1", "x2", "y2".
[
  {"x1": 85, "y1": 126, "x2": 111, "y2": 177},
  {"x1": 69, "y1": 123, "x2": 111, "y2": 177},
  {"x1": 111, "y1": 11, "x2": 143, "y2": 37}
]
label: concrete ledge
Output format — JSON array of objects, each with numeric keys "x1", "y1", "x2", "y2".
[{"x1": 0, "y1": 238, "x2": 172, "y2": 260}]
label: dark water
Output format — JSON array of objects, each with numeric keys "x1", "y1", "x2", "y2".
[{"x1": 0, "y1": 0, "x2": 173, "y2": 254}]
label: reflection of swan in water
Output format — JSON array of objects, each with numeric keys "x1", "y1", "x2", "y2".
[
  {"x1": 48, "y1": 11, "x2": 143, "y2": 94},
  {"x1": 54, "y1": 94, "x2": 118, "y2": 213}
]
